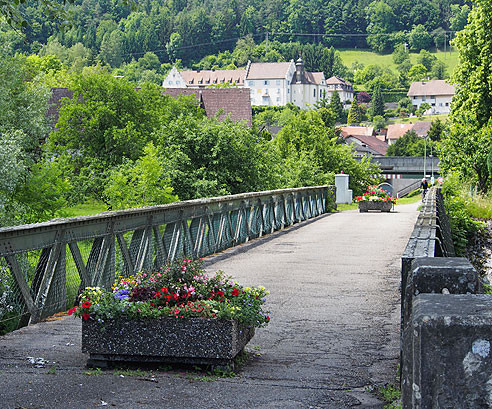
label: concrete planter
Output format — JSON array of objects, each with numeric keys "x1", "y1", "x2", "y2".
[
  {"x1": 82, "y1": 317, "x2": 255, "y2": 368},
  {"x1": 358, "y1": 200, "x2": 393, "y2": 213}
]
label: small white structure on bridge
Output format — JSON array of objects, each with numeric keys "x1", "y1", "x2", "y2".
[{"x1": 335, "y1": 173, "x2": 353, "y2": 204}]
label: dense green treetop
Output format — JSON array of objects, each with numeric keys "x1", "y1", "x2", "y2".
[
  {"x1": 440, "y1": 0, "x2": 492, "y2": 192},
  {"x1": 2, "y1": 0, "x2": 469, "y2": 69}
]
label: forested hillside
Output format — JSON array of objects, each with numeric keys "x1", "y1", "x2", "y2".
[{"x1": 4, "y1": 0, "x2": 470, "y2": 71}]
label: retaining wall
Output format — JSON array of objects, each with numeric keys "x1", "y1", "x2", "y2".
[{"x1": 401, "y1": 187, "x2": 491, "y2": 408}]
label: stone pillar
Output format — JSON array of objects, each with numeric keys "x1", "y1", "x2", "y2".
[
  {"x1": 402, "y1": 257, "x2": 482, "y2": 408},
  {"x1": 335, "y1": 174, "x2": 353, "y2": 204},
  {"x1": 404, "y1": 294, "x2": 492, "y2": 409}
]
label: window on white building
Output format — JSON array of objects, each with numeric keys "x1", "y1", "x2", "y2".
[
  {"x1": 313, "y1": 89, "x2": 316, "y2": 97},
  {"x1": 169, "y1": 81, "x2": 173, "y2": 84},
  {"x1": 277, "y1": 88, "x2": 280, "y2": 94},
  {"x1": 288, "y1": 89, "x2": 290, "y2": 94},
  {"x1": 248, "y1": 81, "x2": 254, "y2": 86},
  {"x1": 176, "y1": 81, "x2": 180, "y2": 85},
  {"x1": 264, "y1": 80, "x2": 269, "y2": 85},
  {"x1": 276, "y1": 97, "x2": 280, "y2": 102},
  {"x1": 276, "y1": 80, "x2": 280, "y2": 85}
]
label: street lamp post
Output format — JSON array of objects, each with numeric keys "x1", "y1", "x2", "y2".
[
  {"x1": 430, "y1": 144, "x2": 434, "y2": 185},
  {"x1": 424, "y1": 136, "x2": 427, "y2": 179}
]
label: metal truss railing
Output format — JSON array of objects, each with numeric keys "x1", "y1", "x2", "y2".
[{"x1": 0, "y1": 185, "x2": 335, "y2": 329}]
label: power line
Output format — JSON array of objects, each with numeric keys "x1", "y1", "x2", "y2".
[{"x1": 119, "y1": 30, "x2": 457, "y2": 60}]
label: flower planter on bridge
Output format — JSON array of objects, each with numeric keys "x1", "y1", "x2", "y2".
[
  {"x1": 355, "y1": 186, "x2": 396, "y2": 213},
  {"x1": 73, "y1": 258, "x2": 269, "y2": 369},
  {"x1": 358, "y1": 201, "x2": 393, "y2": 213},
  {"x1": 82, "y1": 317, "x2": 255, "y2": 369}
]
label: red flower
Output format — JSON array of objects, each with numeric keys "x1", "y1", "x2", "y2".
[
  {"x1": 67, "y1": 307, "x2": 77, "y2": 315},
  {"x1": 266, "y1": 316, "x2": 270, "y2": 321},
  {"x1": 217, "y1": 291, "x2": 225, "y2": 297},
  {"x1": 161, "y1": 287, "x2": 168, "y2": 293},
  {"x1": 231, "y1": 288, "x2": 239, "y2": 296},
  {"x1": 173, "y1": 293, "x2": 179, "y2": 301},
  {"x1": 82, "y1": 301, "x2": 91, "y2": 308},
  {"x1": 82, "y1": 314, "x2": 90, "y2": 321},
  {"x1": 165, "y1": 294, "x2": 172, "y2": 301}
]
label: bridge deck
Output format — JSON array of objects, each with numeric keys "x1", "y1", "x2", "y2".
[{"x1": 0, "y1": 202, "x2": 420, "y2": 409}]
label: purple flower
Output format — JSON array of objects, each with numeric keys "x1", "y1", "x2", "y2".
[{"x1": 114, "y1": 289, "x2": 130, "y2": 300}]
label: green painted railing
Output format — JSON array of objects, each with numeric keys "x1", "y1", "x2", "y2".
[{"x1": 0, "y1": 186, "x2": 335, "y2": 330}]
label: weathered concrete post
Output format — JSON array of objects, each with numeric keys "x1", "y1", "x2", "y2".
[
  {"x1": 405, "y1": 294, "x2": 492, "y2": 408},
  {"x1": 401, "y1": 257, "x2": 483, "y2": 408},
  {"x1": 335, "y1": 173, "x2": 353, "y2": 204}
]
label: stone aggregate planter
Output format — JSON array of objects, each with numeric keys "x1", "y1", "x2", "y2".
[
  {"x1": 82, "y1": 317, "x2": 255, "y2": 369},
  {"x1": 358, "y1": 200, "x2": 393, "y2": 212}
]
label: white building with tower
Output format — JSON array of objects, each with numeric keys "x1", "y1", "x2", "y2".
[{"x1": 162, "y1": 59, "x2": 337, "y2": 110}]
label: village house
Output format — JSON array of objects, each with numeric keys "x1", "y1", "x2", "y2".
[
  {"x1": 339, "y1": 126, "x2": 388, "y2": 157},
  {"x1": 325, "y1": 76, "x2": 354, "y2": 104},
  {"x1": 162, "y1": 59, "x2": 346, "y2": 110},
  {"x1": 407, "y1": 80, "x2": 455, "y2": 114},
  {"x1": 161, "y1": 88, "x2": 252, "y2": 126},
  {"x1": 386, "y1": 122, "x2": 433, "y2": 145}
]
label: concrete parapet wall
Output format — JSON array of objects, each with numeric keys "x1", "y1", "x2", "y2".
[{"x1": 400, "y1": 187, "x2": 492, "y2": 408}]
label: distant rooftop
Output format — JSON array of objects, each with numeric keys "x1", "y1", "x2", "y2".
[
  {"x1": 246, "y1": 62, "x2": 293, "y2": 80},
  {"x1": 408, "y1": 80, "x2": 455, "y2": 97},
  {"x1": 162, "y1": 88, "x2": 252, "y2": 126},
  {"x1": 339, "y1": 126, "x2": 374, "y2": 137},
  {"x1": 180, "y1": 69, "x2": 246, "y2": 87}
]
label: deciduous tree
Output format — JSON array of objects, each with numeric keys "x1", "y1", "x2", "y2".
[{"x1": 441, "y1": 0, "x2": 492, "y2": 191}]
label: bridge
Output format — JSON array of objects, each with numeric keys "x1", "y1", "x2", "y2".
[
  {"x1": 367, "y1": 156, "x2": 441, "y2": 196},
  {"x1": 0, "y1": 186, "x2": 420, "y2": 408}
]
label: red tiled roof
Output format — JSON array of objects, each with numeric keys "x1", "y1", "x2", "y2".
[
  {"x1": 407, "y1": 80, "x2": 455, "y2": 97},
  {"x1": 386, "y1": 123, "x2": 414, "y2": 140},
  {"x1": 246, "y1": 62, "x2": 293, "y2": 79},
  {"x1": 339, "y1": 126, "x2": 374, "y2": 137},
  {"x1": 326, "y1": 76, "x2": 352, "y2": 87},
  {"x1": 346, "y1": 134, "x2": 388, "y2": 155},
  {"x1": 411, "y1": 121, "x2": 432, "y2": 137},
  {"x1": 180, "y1": 69, "x2": 245, "y2": 86},
  {"x1": 162, "y1": 88, "x2": 252, "y2": 126}
]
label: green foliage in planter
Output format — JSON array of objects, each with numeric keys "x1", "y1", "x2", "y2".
[{"x1": 70, "y1": 258, "x2": 270, "y2": 328}]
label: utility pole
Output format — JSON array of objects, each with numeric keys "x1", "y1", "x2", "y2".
[{"x1": 444, "y1": 33, "x2": 446, "y2": 58}]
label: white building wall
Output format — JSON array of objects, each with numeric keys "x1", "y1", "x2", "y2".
[
  {"x1": 247, "y1": 63, "x2": 295, "y2": 107},
  {"x1": 162, "y1": 67, "x2": 186, "y2": 88},
  {"x1": 247, "y1": 78, "x2": 291, "y2": 107},
  {"x1": 411, "y1": 95, "x2": 453, "y2": 114}
]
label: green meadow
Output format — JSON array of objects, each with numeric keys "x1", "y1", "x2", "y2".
[{"x1": 339, "y1": 49, "x2": 460, "y2": 75}]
